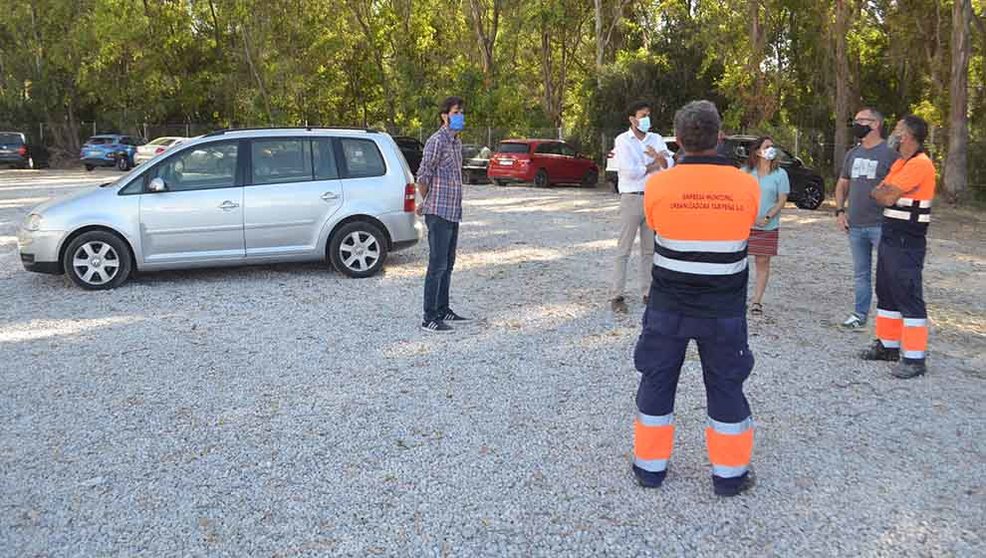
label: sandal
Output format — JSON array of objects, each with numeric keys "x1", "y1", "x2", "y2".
[{"x1": 750, "y1": 303, "x2": 763, "y2": 316}]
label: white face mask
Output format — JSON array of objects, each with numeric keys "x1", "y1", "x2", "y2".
[{"x1": 761, "y1": 146, "x2": 777, "y2": 161}]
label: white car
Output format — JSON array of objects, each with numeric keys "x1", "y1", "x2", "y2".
[
  {"x1": 134, "y1": 136, "x2": 186, "y2": 165},
  {"x1": 604, "y1": 135, "x2": 677, "y2": 191}
]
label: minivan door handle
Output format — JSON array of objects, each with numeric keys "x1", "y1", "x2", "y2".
[
  {"x1": 218, "y1": 200, "x2": 240, "y2": 211},
  {"x1": 320, "y1": 192, "x2": 339, "y2": 201}
]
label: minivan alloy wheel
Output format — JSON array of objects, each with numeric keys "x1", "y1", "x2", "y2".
[
  {"x1": 72, "y1": 241, "x2": 121, "y2": 286},
  {"x1": 339, "y1": 231, "x2": 381, "y2": 272}
]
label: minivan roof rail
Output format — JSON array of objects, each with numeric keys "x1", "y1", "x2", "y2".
[{"x1": 204, "y1": 126, "x2": 379, "y2": 137}]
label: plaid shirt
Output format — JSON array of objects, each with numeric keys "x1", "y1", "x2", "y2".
[{"x1": 417, "y1": 126, "x2": 463, "y2": 222}]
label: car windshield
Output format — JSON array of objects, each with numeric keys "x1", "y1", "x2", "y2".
[
  {"x1": 87, "y1": 137, "x2": 116, "y2": 145},
  {"x1": 0, "y1": 133, "x2": 24, "y2": 144},
  {"x1": 497, "y1": 143, "x2": 530, "y2": 154}
]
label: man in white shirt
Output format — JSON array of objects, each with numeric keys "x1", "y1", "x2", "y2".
[{"x1": 610, "y1": 100, "x2": 673, "y2": 313}]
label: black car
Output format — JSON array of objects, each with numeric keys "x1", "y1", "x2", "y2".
[
  {"x1": 719, "y1": 135, "x2": 825, "y2": 210},
  {"x1": 393, "y1": 136, "x2": 424, "y2": 174},
  {"x1": 0, "y1": 131, "x2": 49, "y2": 169}
]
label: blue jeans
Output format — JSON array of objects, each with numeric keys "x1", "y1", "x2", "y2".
[
  {"x1": 423, "y1": 214, "x2": 459, "y2": 322},
  {"x1": 849, "y1": 226, "x2": 882, "y2": 320}
]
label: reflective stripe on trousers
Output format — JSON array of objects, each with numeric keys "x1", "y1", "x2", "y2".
[
  {"x1": 706, "y1": 417, "x2": 754, "y2": 478},
  {"x1": 633, "y1": 411, "x2": 673, "y2": 472}
]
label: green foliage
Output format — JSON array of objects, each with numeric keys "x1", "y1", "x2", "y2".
[{"x1": 0, "y1": 0, "x2": 981, "y2": 193}]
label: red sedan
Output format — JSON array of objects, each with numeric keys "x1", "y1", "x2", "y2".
[{"x1": 487, "y1": 139, "x2": 599, "y2": 188}]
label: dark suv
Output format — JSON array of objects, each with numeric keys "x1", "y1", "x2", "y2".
[
  {"x1": 719, "y1": 135, "x2": 824, "y2": 210},
  {"x1": 0, "y1": 131, "x2": 49, "y2": 169}
]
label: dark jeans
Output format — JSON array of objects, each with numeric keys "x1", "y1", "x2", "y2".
[{"x1": 423, "y1": 214, "x2": 460, "y2": 322}]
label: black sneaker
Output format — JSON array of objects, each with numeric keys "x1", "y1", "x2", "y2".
[
  {"x1": 891, "y1": 360, "x2": 927, "y2": 379},
  {"x1": 714, "y1": 469, "x2": 756, "y2": 497},
  {"x1": 860, "y1": 339, "x2": 900, "y2": 362},
  {"x1": 443, "y1": 310, "x2": 470, "y2": 322},
  {"x1": 420, "y1": 320, "x2": 453, "y2": 333}
]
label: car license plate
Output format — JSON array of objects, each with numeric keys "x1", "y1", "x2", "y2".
[
  {"x1": 500, "y1": 160, "x2": 513, "y2": 166},
  {"x1": 86, "y1": 151, "x2": 99, "y2": 157}
]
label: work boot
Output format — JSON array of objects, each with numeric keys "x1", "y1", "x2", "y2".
[
  {"x1": 860, "y1": 339, "x2": 900, "y2": 362},
  {"x1": 632, "y1": 464, "x2": 666, "y2": 489},
  {"x1": 714, "y1": 469, "x2": 757, "y2": 497},
  {"x1": 891, "y1": 359, "x2": 927, "y2": 379},
  {"x1": 610, "y1": 296, "x2": 628, "y2": 314}
]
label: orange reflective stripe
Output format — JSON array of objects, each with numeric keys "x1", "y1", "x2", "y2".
[
  {"x1": 634, "y1": 420, "x2": 675, "y2": 461},
  {"x1": 875, "y1": 314, "x2": 903, "y2": 342},
  {"x1": 705, "y1": 427, "x2": 753, "y2": 468},
  {"x1": 902, "y1": 325, "x2": 929, "y2": 352}
]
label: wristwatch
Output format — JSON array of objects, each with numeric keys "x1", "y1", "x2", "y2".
[{"x1": 835, "y1": 208, "x2": 846, "y2": 216}]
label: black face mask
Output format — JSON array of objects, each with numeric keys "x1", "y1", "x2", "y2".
[{"x1": 852, "y1": 123, "x2": 872, "y2": 139}]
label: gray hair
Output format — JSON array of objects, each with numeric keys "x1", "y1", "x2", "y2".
[
  {"x1": 859, "y1": 106, "x2": 884, "y2": 131},
  {"x1": 674, "y1": 100, "x2": 721, "y2": 153}
]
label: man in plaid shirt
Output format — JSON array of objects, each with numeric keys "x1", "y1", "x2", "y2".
[{"x1": 417, "y1": 96, "x2": 470, "y2": 333}]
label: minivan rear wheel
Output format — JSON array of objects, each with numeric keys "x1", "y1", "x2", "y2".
[
  {"x1": 329, "y1": 221, "x2": 389, "y2": 278},
  {"x1": 62, "y1": 231, "x2": 133, "y2": 290}
]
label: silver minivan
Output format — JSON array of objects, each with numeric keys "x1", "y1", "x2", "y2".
[{"x1": 18, "y1": 128, "x2": 422, "y2": 289}]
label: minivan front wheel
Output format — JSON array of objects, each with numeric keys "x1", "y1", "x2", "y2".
[
  {"x1": 330, "y1": 221, "x2": 389, "y2": 278},
  {"x1": 62, "y1": 231, "x2": 133, "y2": 290}
]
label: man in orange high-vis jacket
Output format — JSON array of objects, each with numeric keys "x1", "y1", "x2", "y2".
[
  {"x1": 862, "y1": 115, "x2": 936, "y2": 379},
  {"x1": 633, "y1": 100, "x2": 761, "y2": 497}
]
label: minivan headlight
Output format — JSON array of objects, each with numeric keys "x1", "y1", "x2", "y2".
[{"x1": 24, "y1": 213, "x2": 43, "y2": 231}]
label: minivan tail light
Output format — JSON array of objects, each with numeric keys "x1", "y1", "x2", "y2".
[
  {"x1": 17, "y1": 146, "x2": 27, "y2": 156},
  {"x1": 404, "y1": 183, "x2": 416, "y2": 212}
]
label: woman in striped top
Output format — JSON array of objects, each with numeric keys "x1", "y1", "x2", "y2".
[{"x1": 743, "y1": 136, "x2": 790, "y2": 316}]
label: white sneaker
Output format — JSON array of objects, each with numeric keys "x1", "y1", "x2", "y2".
[{"x1": 841, "y1": 313, "x2": 866, "y2": 329}]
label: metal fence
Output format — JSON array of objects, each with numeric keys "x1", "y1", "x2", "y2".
[{"x1": 3, "y1": 118, "x2": 983, "y2": 199}]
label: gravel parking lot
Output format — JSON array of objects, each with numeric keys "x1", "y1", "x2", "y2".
[{"x1": 1, "y1": 168, "x2": 984, "y2": 555}]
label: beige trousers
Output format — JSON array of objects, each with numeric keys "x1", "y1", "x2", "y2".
[{"x1": 611, "y1": 193, "x2": 655, "y2": 299}]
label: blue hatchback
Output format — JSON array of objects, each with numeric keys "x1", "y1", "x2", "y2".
[{"x1": 80, "y1": 134, "x2": 143, "y2": 172}]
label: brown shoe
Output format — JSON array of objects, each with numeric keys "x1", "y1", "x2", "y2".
[{"x1": 610, "y1": 296, "x2": 628, "y2": 314}]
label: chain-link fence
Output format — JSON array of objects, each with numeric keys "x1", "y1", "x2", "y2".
[{"x1": 3, "y1": 118, "x2": 983, "y2": 200}]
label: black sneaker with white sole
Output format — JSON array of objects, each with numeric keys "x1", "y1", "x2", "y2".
[
  {"x1": 421, "y1": 320, "x2": 453, "y2": 333},
  {"x1": 443, "y1": 310, "x2": 470, "y2": 323}
]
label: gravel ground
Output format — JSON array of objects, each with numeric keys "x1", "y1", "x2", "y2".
[{"x1": 1, "y1": 169, "x2": 984, "y2": 556}]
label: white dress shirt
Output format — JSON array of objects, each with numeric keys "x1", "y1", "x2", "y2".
[{"x1": 614, "y1": 128, "x2": 674, "y2": 193}]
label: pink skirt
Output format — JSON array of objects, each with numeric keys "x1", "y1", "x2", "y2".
[{"x1": 748, "y1": 229, "x2": 779, "y2": 257}]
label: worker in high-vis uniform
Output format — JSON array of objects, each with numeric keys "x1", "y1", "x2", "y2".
[
  {"x1": 861, "y1": 115, "x2": 936, "y2": 379},
  {"x1": 632, "y1": 100, "x2": 761, "y2": 497}
]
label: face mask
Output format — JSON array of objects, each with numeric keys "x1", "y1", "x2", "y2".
[
  {"x1": 852, "y1": 123, "x2": 872, "y2": 139},
  {"x1": 448, "y1": 113, "x2": 465, "y2": 131},
  {"x1": 636, "y1": 116, "x2": 651, "y2": 134},
  {"x1": 761, "y1": 146, "x2": 777, "y2": 161},
  {"x1": 887, "y1": 134, "x2": 902, "y2": 151}
]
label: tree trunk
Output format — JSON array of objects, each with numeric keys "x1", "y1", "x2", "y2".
[
  {"x1": 240, "y1": 24, "x2": 273, "y2": 125},
  {"x1": 944, "y1": 0, "x2": 972, "y2": 203},
  {"x1": 466, "y1": 0, "x2": 501, "y2": 86},
  {"x1": 833, "y1": 0, "x2": 850, "y2": 177},
  {"x1": 594, "y1": 0, "x2": 604, "y2": 90}
]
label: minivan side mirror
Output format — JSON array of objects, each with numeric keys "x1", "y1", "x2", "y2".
[{"x1": 148, "y1": 177, "x2": 168, "y2": 193}]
